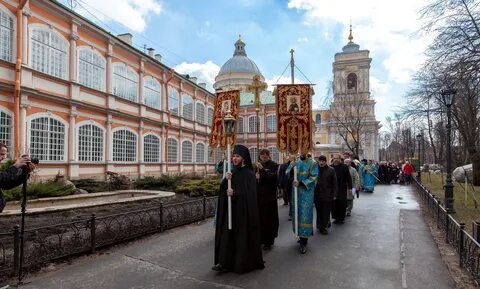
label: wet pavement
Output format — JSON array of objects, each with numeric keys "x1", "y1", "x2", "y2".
[{"x1": 15, "y1": 184, "x2": 455, "y2": 289}]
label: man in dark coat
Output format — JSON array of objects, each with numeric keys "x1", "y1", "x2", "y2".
[
  {"x1": 256, "y1": 149, "x2": 279, "y2": 249},
  {"x1": 0, "y1": 143, "x2": 35, "y2": 213},
  {"x1": 331, "y1": 154, "x2": 352, "y2": 224},
  {"x1": 314, "y1": 155, "x2": 337, "y2": 234},
  {"x1": 213, "y1": 144, "x2": 264, "y2": 274},
  {"x1": 277, "y1": 158, "x2": 291, "y2": 206}
]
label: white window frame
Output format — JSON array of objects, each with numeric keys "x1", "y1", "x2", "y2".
[
  {"x1": 76, "y1": 120, "x2": 105, "y2": 162},
  {"x1": 77, "y1": 47, "x2": 106, "y2": 91},
  {"x1": 182, "y1": 140, "x2": 193, "y2": 163},
  {"x1": 182, "y1": 94, "x2": 194, "y2": 121},
  {"x1": 29, "y1": 24, "x2": 69, "y2": 79},
  {"x1": 207, "y1": 106, "x2": 214, "y2": 126},
  {"x1": 143, "y1": 133, "x2": 161, "y2": 163},
  {"x1": 237, "y1": 117, "x2": 244, "y2": 133},
  {"x1": 248, "y1": 115, "x2": 259, "y2": 133},
  {"x1": 266, "y1": 114, "x2": 276, "y2": 132},
  {"x1": 143, "y1": 76, "x2": 162, "y2": 110},
  {"x1": 195, "y1": 102, "x2": 205, "y2": 124},
  {"x1": 267, "y1": 146, "x2": 280, "y2": 163},
  {"x1": 195, "y1": 142, "x2": 205, "y2": 163},
  {"x1": 27, "y1": 113, "x2": 68, "y2": 162},
  {"x1": 207, "y1": 145, "x2": 214, "y2": 163},
  {"x1": 0, "y1": 107, "x2": 14, "y2": 155},
  {"x1": 168, "y1": 86, "x2": 179, "y2": 116},
  {"x1": 249, "y1": 147, "x2": 259, "y2": 163},
  {"x1": 167, "y1": 137, "x2": 178, "y2": 163},
  {"x1": 0, "y1": 3, "x2": 16, "y2": 63},
  {"x1": 112, "y1": 62, "x2": 139, "y2": 102},
  {"x1": 112, "y1": 127, "x2": 137, "y2": 162}
]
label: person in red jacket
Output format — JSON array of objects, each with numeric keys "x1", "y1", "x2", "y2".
[{"x1": 402, "y1": 161, "x2": 414, "y2": 185}]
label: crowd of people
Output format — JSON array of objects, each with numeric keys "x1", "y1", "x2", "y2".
[{"x1": 212, "y1": 146, "x2": 416, "y2": 274}]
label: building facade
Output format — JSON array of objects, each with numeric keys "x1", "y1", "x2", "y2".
[{"x1": 0, "y1": 0, "x2": 216, "y2": 179}]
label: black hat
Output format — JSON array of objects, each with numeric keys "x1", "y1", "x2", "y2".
[
  {"x1": 233, "y1": 144, "x2": 253, "y2": 170},
  {"x1": 318, "y1": 155, "x2": 327, "y2": 161}
]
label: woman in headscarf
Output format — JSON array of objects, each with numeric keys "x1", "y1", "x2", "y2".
[{"x1": 213, "y1": 144, "x2": 264, "y2": 273}]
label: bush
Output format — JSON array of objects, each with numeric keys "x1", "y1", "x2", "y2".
[
  {"x1": 71, "y1": 179, "x2": 109, "y2": 193},
  {"x1": 134, "y1": 175, "x2": 184, "y2": 191},
  {"x1": 3, "y1": 180, "x2": 76, "y2": 201},
  {"x1": 175, "y1": 178, "x2": 220, "y2": 197}
]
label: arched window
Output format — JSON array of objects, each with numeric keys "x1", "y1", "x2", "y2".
[
  {"x1": 266, "y1": 115, "x2": 276, "y2": 132},
  {"x1": 315, "y1": 114, "x2": 321, "y2": 125},
  {"x1": 248, "y1": 116, "x2": 259, "y2": 133},
  {"x1": 182, "y1": 140, "x2": 193, "y2": 163},
  {"x1": 144, "y1": 76, "x2": 161, "y2": 109},
  {"x1": 0, "y1": 7, "x2": 14, "y2": 62},
  {"x1": 168, "y1": 86, "x2": 179, "y2": 115},
  {"x1": 0, "y1": 110, "x2": 12, "y2": 153},
  {"x1": 167, "y1": 138, "x2": 178, "y2": 163},
  {"x1": 195, "y1": 143, "x2": 205, "y2": 163},
  {"x1": 77, "y1": 123, "x2": 104, "y2": 162},
  {"x1": 249, "y1": 147, "x2": 258, "y2": 163},
  {"x1": 207, "y1": 107, "x2": 214, "y2": 126},
  {"x1": 30, "y1": 27, "x2": 68, "y2": 79},
  {"x1": 268, "y1": 147, "x2": 280, "y2": 163},
  {"x1": 30, "y1": 116, "x2": 66, "y2": 161},
  {"x1": 196, "y1": 102, "x2": 205, "y2": 124},
  {"x1": 113, "y1": 63, "x2": 138, "y2": 102},
  {"x1": 113, "y1": 129, "x2": 136, "y2": 162},
  {"x1": 182, "y1": 94, "x2": 194, "y2": 120},
  {"x1": 78, "y1": 48, "x2": 105, "y2": 91},
  {"x1": 237, "y1": 117, "x2": 244, "y2": 133},
  {"x1": 347, "y1": 73, "x2": 357, "y2": 91},
  {"x1": 144, "y1": 134, "x2": 160, "y2": 162}
]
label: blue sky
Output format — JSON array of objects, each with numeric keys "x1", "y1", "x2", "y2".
[{"x1": 61, "y1": 0, "x2": 433, "y2": 126}]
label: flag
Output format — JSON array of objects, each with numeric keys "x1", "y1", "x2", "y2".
[
  {"x1": 274, "y1": 84, "x2": 314, "y2": 154},
  {"x1": 209, "y1": 90, "x2": 241, "y2": 149}
]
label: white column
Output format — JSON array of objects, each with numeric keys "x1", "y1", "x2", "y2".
[
  {"x1": 19, "y1": 104, "x2": 28, "y2": 154},
  {"x1": 139, "y1": 60, "x2": 145, "y2": 105},
  {"x1": 139, "y1": 121, "x2": 145, "y2": 176},
  {"x1": 21, "y1": 8, "x2": 32, "y2": 66},
  {"x1": 69, "y1": 22, "x2": 79, "y2": 82},
  {"x1": 69, "y1": 108, "x2": 77, "y2": 161},
  {"x1": 105, "y1": 115, "x2": 113, "y2": 172},
  {"x1": 161, "y1": 128, "x2": 166, "y2": 173},
  {"x1": 106, "y1": 42, "x2": 114, "y2": 94}
]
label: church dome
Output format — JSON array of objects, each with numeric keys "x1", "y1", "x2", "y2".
[
  {"x1": 342, "y1": 25, "x2": 360, "y2": 53},
  {"x1": 214, "y1": 37, "x2": 264, "y2": 90}
]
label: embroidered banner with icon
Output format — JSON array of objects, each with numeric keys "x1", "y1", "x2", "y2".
[
  {"x1": 209, "y1": 90, "x2": 240, "y2": 149},
  {"x1": 274, "y1": 84, "x2": 314, "y2": 154}
]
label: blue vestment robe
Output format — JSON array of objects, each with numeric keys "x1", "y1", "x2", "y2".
[{"x1": 286, "y1": 158, "x2": 318, "y2": 238}]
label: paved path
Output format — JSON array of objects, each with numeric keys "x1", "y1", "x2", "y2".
[{"x1": 17, "y1": 185, "x2": 455, "y2": 289}]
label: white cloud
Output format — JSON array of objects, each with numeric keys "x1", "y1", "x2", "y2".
[
  {"x1": 173, "y1": 61, "x2": 221, "y2": 92},
  {"x1": 287, "y1": 0, "x2": 430, "y2": 85},
  {"x1": 196, "y1": 21, "x2": 216, "y2": 41},
  {"x1": 73, "y1": 0, "x2": 162, "y2": 33},
  {"x1": 297, "y1": 37, "x2": 309, "y2": 43}
]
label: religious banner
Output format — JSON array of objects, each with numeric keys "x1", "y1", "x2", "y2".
[
  {"x1": 209, "y1": 90, "x2": 241, "y2": 149},
  {"x1": 274, "y1": 84, "x2": 314, "y2": 154}
]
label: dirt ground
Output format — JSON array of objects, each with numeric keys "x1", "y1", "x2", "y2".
[
  {"x1": 0, "y1": 194, "x2": 189, "y2": 233},
  {"x1": 416, "y1": 193, "x2": 478, "y2": 289}
]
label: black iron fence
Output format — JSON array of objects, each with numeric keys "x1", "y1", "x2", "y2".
[
  {"x1": 0, "y1": 196, "x2": 217, "y2": 283},
  {"x1": 413, "y1": 178, "x2": 480, "y2": 285}
]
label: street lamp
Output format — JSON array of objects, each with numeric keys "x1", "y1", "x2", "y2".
[
  {"x1": 441, "y1": 88, "x2": 457, "y2": 214},
  {"x1": 416, "y1": 133, "x2": 422, "y2": 182}
]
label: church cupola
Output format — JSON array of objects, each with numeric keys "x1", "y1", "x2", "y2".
[{"x1": 234, "y1": 35, "x2": 247, "y2": 56}]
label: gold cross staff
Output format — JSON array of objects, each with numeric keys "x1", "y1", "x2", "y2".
[{"x1": 247, "y1": 75, "x2": 267, "y2": 161}]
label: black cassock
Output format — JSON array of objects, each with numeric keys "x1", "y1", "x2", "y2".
[
  {"x1": 214, "y1": 165, "x2": 264, "y2": 273},
  {"x1": 257, "y1": 159, "x2": 279, "y2": 246}
]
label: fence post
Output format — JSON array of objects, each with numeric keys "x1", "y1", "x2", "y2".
[
  {"x1": 446, "y1": 216, "x2": 450, "y2": 244},
  {"x1": 159, "y1": 202, "x2": 164, "y2": 232},
  {"x1": 203, "y1": 195, "x2": 207, "y2": 220},
  {"x1": 473, "y1": 221, "x2": 480, "y2": 243},
  {"x1": 436, "y1": 199, "x2": 440, "y2": 229},
  {"x1": 90, "y1": 214, "x2": 96, "y2": 253},
  {"x1": 13, "y1": 225, "x2": 20, "y2": 275},
  {"x1": 459, "y1": 223, "x2": 465, "y2": 267}
]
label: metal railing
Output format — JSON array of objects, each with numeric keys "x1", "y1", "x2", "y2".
[
  {"x1": 413, "y1": 178, "x2": 480, "y2": 285},
  {"x1": 0, "y1": 196, "x2": 217, "y2": 283}
]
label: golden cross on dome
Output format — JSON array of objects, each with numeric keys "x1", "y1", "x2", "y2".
[
  {"x1": 348, "y1": 23, "x2": 354, "y2": 43},
  {"x1": 247, "y1": 75, "x2": 267, "y2": 111}
]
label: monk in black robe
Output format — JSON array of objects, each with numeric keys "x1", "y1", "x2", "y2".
[
  {"x1": 256, "y1": 149, "x2": 279, "y2": 249},
  {"x1": 213, "y1": 144, "x2": 264, "y2": 273}
]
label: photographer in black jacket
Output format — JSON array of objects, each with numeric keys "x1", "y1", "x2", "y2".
[{"x1": 0, "y1": 143, "x2": 35, "y2": 213}]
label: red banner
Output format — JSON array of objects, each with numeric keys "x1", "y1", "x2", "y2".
[
  {"x1": 209, "y1": 90, "x2": 240, "y2": 149},
  {"x1": 274, "y1": 84, "x2": 314, "y2": 154}
]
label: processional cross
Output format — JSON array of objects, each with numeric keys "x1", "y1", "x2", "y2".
[{"x1": 247, "y1": 75, "x2": 267, "y2": 155}]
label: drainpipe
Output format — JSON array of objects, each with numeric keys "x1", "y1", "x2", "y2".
[
  {"x1": 14, "y1": 0, "x2": 29, "y2": 155},
  {"x1": 164, "y1": 69, "x2": 174, "y2": 173}
]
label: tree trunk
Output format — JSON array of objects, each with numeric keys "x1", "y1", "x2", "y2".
[{"x1": 469, "y1": 148, "x2": 480, "y2": 186}]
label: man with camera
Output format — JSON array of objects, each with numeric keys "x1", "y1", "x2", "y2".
[{"x1": 0, "y1": 143, "x2": 36, "y2": 213}]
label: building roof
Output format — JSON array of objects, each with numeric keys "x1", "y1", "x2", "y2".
[{"x1": 217, "y1": 37, "x2": 263, "y2": 78}]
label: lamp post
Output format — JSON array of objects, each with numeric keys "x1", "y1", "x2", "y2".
[
  {"x1": 416, "y1": 133, "x2": 422, "y2": 182},
  {"x1": 441, "y1": 88, "x2": 457, "y2": 214},
  {"x1": 223, "y1": 109, "x2": 236, "y2": 229}
]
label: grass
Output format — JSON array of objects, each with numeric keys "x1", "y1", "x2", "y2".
[{"x1": 420, "y1": 172, "x2": 480, "y2": 234}]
